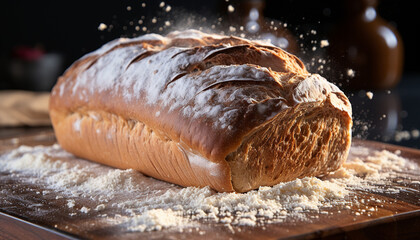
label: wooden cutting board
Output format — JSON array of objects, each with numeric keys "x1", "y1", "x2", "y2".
[{"x1": 0, "y1": 130, "x2": 419, "y2": 240}]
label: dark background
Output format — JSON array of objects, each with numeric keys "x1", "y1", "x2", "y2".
[{"x1": 0, "y1": 0, "x2": 419, "y2": 90}]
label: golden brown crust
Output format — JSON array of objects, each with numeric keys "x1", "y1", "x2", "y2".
[
  {"x1": 49, "y1": 30, "x2": 352, "y2": 192},
  {"x1": 49, "y1": 109, "x2": 234, "y2": 191}
]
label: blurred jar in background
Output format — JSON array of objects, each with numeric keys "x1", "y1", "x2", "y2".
[
  {"x1": 221, "y1": 0, "x2": 298, "y2": 54},
  {"x1": 8, "y1": 46, "x2": 63, "y2": 91},
  {"x1": 329, "y1": 0, "x2": 404, "y2": 90}
]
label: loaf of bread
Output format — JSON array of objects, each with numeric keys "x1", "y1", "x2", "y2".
[{"x1": 49, "y1": 30, "x2": 352, "y2": 192}]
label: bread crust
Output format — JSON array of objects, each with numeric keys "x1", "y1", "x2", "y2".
[{"x1": 49, "y1": 30, "x2": 352, "y2": 192}]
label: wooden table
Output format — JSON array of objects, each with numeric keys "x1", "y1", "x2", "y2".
[{"x1": 0, "y1": 129, "x2": 419, "y2": 239}]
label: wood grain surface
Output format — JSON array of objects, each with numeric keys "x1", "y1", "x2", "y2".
[
  {"x1": 0, "y1": 129, "x2": 419, "y2": 240},
  {"x1": 0, "y1": 212, "x2": 76, "y2": 240}
]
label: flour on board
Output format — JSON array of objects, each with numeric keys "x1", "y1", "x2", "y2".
[{"x1": 0, "y1": 144, "x2": 419, "y2": 233}]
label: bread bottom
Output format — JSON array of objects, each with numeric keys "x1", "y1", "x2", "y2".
[
  {"x1": 50, "y1": 110, "x2": 234, "y2": 192},
  {"x1": 226, "y1": 95, "x2": 352, "y2": 192}
]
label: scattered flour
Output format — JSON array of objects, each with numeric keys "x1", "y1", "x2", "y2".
[
  {"x1": 227, "y1": 5, "x2": 235, "y2": 13},
  {"x1": 366, "y1": 91, "x2": 373, "y2": 99},
  {"x1": 128, "y1": 209, "x2": 187, "y2": 232},
  {"x1": 95, "y1": 204, "x2": 106, "y2": 211},
  {"x1": 347, "y1": 69, "x2": 355, "y2": 78},
  {"x1": 393, "y1": 129, "x2": 420, "y2": 142},
  {"x1": 320, "y1": 40, "x2": 329, "y2": 48},
  {"x1": 98, "y1": 23, "x2": 107, "y2": 31},
  {"x1": 327, "y1": 146, "x2": 418, "y2": 194},
  {"x1": 80, "y1": 206, "x2": 91, "y2": 213},
  {"x1": 67, "y1": 199, "x2": 76, "y2": 208},
  {"x1": 0, "y1": 144, "x2": 419, "y2": 233}
]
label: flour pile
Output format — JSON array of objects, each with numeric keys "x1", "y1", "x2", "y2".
[{"x1": 0, "y1": 144, "x2": 418, "y2": 232}]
